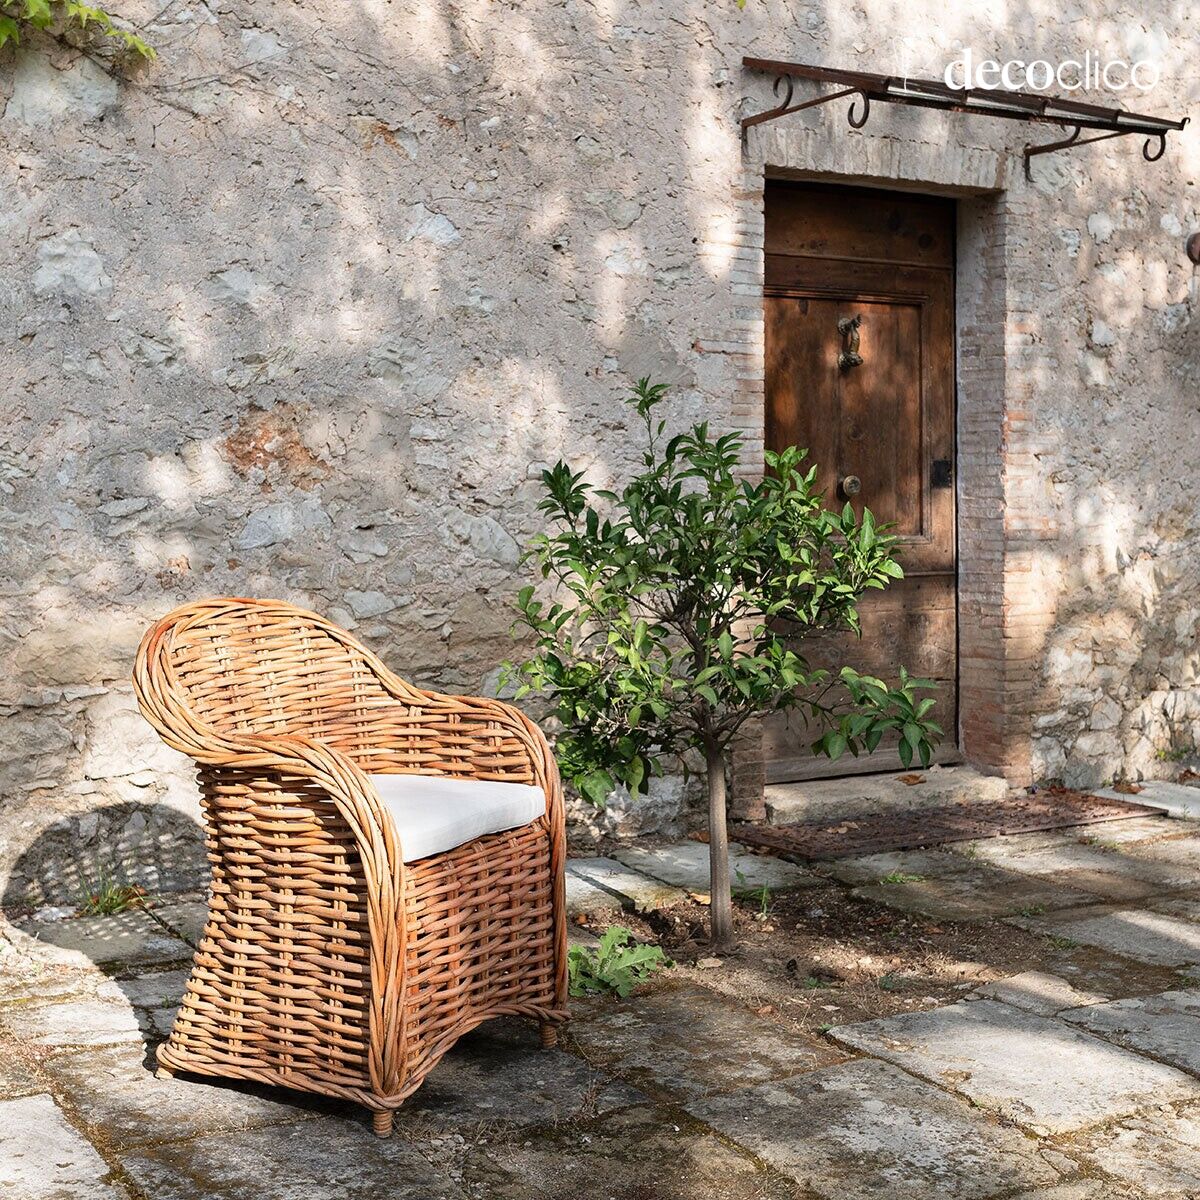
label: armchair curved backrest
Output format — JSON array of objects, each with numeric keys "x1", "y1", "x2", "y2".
[
  {"x1": 134, "y1": 597, "x2": 426, "y2": 757},
  {"x1": 134, "y1": 596, "x2": 554, "y2": 789}
]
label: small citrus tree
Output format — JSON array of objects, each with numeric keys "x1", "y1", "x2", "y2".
[{"x1": 508, "y1": 380, "x2": 940, "y2": 950}]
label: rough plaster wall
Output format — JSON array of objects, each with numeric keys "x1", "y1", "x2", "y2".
[
  {"x1": 1012, "y1": 134, "x2": 1200, "y2": 788},
  {"x1": 0, "y1": 0, "x2": 1197, "y2": 900}
]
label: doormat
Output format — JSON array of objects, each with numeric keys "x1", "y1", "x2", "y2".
[{"x1": 731, "y1": 787, "x2": 1159, "y2": 862}]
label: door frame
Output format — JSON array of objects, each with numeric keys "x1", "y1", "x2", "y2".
[{"x1": 726, "y1": 137, "x2": 1023, "y2": 814}]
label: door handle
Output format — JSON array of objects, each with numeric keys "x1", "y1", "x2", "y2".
[
  {"x1": 838, "y1": 314, "x2": 863, "y2": 370},
  {"x1": 839, "y1": 474, "x2": 862, "y2": 499}
]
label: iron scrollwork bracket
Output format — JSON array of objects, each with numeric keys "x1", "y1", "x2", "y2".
[
  {"x1": 741, "y1": 76, "x2": 867, "y2": 132},
  {"x1": 1024, "y1": 117, "x2": 1189, "y2": 181},
  {"x1": 847, "y1": 90, "x2": 871, "y2": 129},
  {"x1": 1143, "y1": 132, "x2": 1168, "y2": 162}
]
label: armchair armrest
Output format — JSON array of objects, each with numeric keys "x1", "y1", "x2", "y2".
[{"x1": 133, "y1": 668, "x2": 409, "y2": 1097}]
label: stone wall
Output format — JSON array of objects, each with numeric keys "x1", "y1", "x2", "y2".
[{"x1": 2, "y1": 1, "x2": 1198, "y2": 900}]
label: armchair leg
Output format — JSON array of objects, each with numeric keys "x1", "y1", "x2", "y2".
[
  {"x1": 539, "y1": 1020, "x2": 558, "y2": 1049},
  {"x1": 371, "y1": 1109, "x2": 394, "y2": 1138}
]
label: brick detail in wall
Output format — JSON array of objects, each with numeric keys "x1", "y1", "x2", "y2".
[
  {"x1": 956, "y1": 194, "x2": 1019, "y2": 780},
  {"x1": 718, "y1": 165, "x2": 769, "y2": 811}
]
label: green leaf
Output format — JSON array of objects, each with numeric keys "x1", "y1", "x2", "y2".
[
  {"x1": 825, "y1": 732, "x2": 848, "y2": 759},
  {"x1": 0, "y1": 13, "x2": 19, "y2": 45},
  {"x1": 22, "y1": 0, "x2": 53, "y2": 27},
  {"x1": 579, "y1": 770, "x2": 614, "y2": 808},
  {"x1": 626, "y1": 755, "x2": 646, "y2": 794}
]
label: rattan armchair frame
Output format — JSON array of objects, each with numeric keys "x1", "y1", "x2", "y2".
[{"x1": 132, "y1": 597, "x2": 568, "y2": 1136}]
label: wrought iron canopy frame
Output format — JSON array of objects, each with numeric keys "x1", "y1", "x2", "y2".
[{"x1": 742, "y1": 58, "x2": 1188, "y2": 180}]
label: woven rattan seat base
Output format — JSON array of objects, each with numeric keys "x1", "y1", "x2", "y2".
[{"x1": 134, "y1": 598, "x2": 568, "y2": 1136}]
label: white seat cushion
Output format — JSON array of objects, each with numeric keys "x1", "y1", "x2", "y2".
[{"x1": 369, "y1": 773, "x2": 547, "y2": 863}]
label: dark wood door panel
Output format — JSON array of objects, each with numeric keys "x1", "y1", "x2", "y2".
[
  {"x1": 762, "y1": 573, "x2": 957, "y2": 781},
  {"x1": 796, "y1": 575, "x2": 956, "y2": 681},
  {"x1": 764, "y1": 278, "x2": 954, "y2": 572},
  {"x1": 762, "y1": 722, "x2": 963, "y2": 784},
  {"x1": 764, "y1": 295, "x2": 839, "y2": 483},
  {"x1": 835, "y1": 299, "x2": 923, "y2": 537},
  {"x1": 763, "y1": 182, "x2": 958, "y2": 780},
  {"x1": 764, "y1": 182, "x2": 955, "y2": 268}
]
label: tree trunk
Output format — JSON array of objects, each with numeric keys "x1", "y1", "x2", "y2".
[{"x1": 705, "y1": 742, "x2": 735, "y2": 951}]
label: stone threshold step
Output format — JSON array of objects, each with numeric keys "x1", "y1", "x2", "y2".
[
  {"x1": 1093, "y1": 781, "x2": 1200, "y2": 820},
  {"x1": 764, "y1": 764, "x2": 1010, "y2": 826}
]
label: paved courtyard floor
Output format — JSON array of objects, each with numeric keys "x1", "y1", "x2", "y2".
[{"x1": 6, "y1": 800, "x2": 1200, "y2": 1198}]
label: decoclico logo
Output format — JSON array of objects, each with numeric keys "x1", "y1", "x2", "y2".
[{"x1": 943, "y1": 48, "x2": 1160, "y2": 92}]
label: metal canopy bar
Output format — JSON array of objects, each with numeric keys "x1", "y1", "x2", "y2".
[{"x1": 741, "y1": 57, "x2": 1188, "y2": 177}]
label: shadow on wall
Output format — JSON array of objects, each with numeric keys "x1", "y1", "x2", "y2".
[
  {"x1": 2, "y1": 800, "x2": 208, "y2": 914},
  {"x1": 2, "y1": 802, "x2": 210, "y2": 1077}
]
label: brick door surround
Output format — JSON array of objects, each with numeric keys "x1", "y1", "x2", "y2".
[{"x1": 727, "y1": 125, "x2": 1036, "y2": 815}]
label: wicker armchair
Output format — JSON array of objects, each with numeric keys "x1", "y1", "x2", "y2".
[{"x1": 132, "y1": 597, "x2": 568, "y2": 1136}]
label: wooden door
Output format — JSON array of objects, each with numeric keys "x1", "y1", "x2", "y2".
[{"x1": 762, "y1": 182, "x2": 958, "y2": 782}]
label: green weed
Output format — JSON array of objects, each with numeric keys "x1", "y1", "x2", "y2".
[
  {"x1": 76, "y1": 867, "x2": 148, "y2": 917},
  {"x1": 568, "y1": 926, "x2": 671, "y2": 998}
]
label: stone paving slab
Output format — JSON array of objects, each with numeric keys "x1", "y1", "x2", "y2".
[
  {"x1": 0, "y1": 1043, "x2": 43, "y2": 1099},
  {"x1": 564, "y1": 864, "x2": 625, "y2": 917},
  {"x1": 1069, "y1": 815, "x2": 1180, "y2": 845},
  {"x1": 120, "y1": 1115, "x2": 462, "y2": 1200},
  {"x1": 963, "y1": 840, "x2": 1200, "y2": 902},
  {"x1": 0, "y1": 996, "x2": 147, "y2": 1049},
  {"x1": 565, "y1": 857, "x2": 688, "y2": 913},
  {"x1": 971, "y1": 971, "x2": 1107, "y2": 1016},
  {"x1": 1062, "y1": 988, "x2": 1200, "y2": 1076},
  {"x1": 1005, "y1": 1185, "x2": 1128, "y2": 1200},
  {"x1": 1152, "y1": 895, "x2": 1200, "y2": 919},
  {"x1": 10, "y1": 908, "x2": 191, "y2": 971},
  {"x1": 106, "y1": 968, "x2": 189, "y2": 1040},
  {"x1": 685, "y1": 1057, "x2": 1063, "y2": 1200},
  {"x1": 1095, "y1": 781, "x2": 1200, "y2": 821},
  {"x1": 38, "y1": 1042, "x2": 321, "y2": 1149},
  {"x1": 1069, "y1": 1107, "x2": 1200, "y2": 1197},
  {"x1": 151, "y1": 900, "x2": 208, "y2": 945},
  {"x1": 567, "y1": 983, "x2": 841, "y2": 1099},
  {"x1": 818, "y1": 848, "x2": 970, "y2": 886},
  {"x1": 1016, "y1": 906, "x2": 1200, "y2": 967},
  {"x1": 111, "y1": 967, "x2": 190, "y2": 1009},
  {"x1": 612, "y1": 839, "x2": 819, "y2": 896},
  {"x1": 1123, "y1": 834, "x2": 1200, "y2": 874},
  {"x1": 0, "y1": 934, "x2": 109, "y2": 1007},
  {"x1": 401, "y1": 1017, "x2": 644, "y2": 1130},
  {"x1": 828, "y1": 998, "x2": 1200, "y2": 1133},
  {"x1": 0, "y1": 1093, "x2": 131, "y2": 1199},
  {"x1": 945, "y1": 830, "x2": 1081, "y2": 860},
  {"x1": 854, "y1": 867, "x2": 1095, "y2": 923},
  {"x1": 462, "y1": 1103, "x2": 802, "y2": 1200}
]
